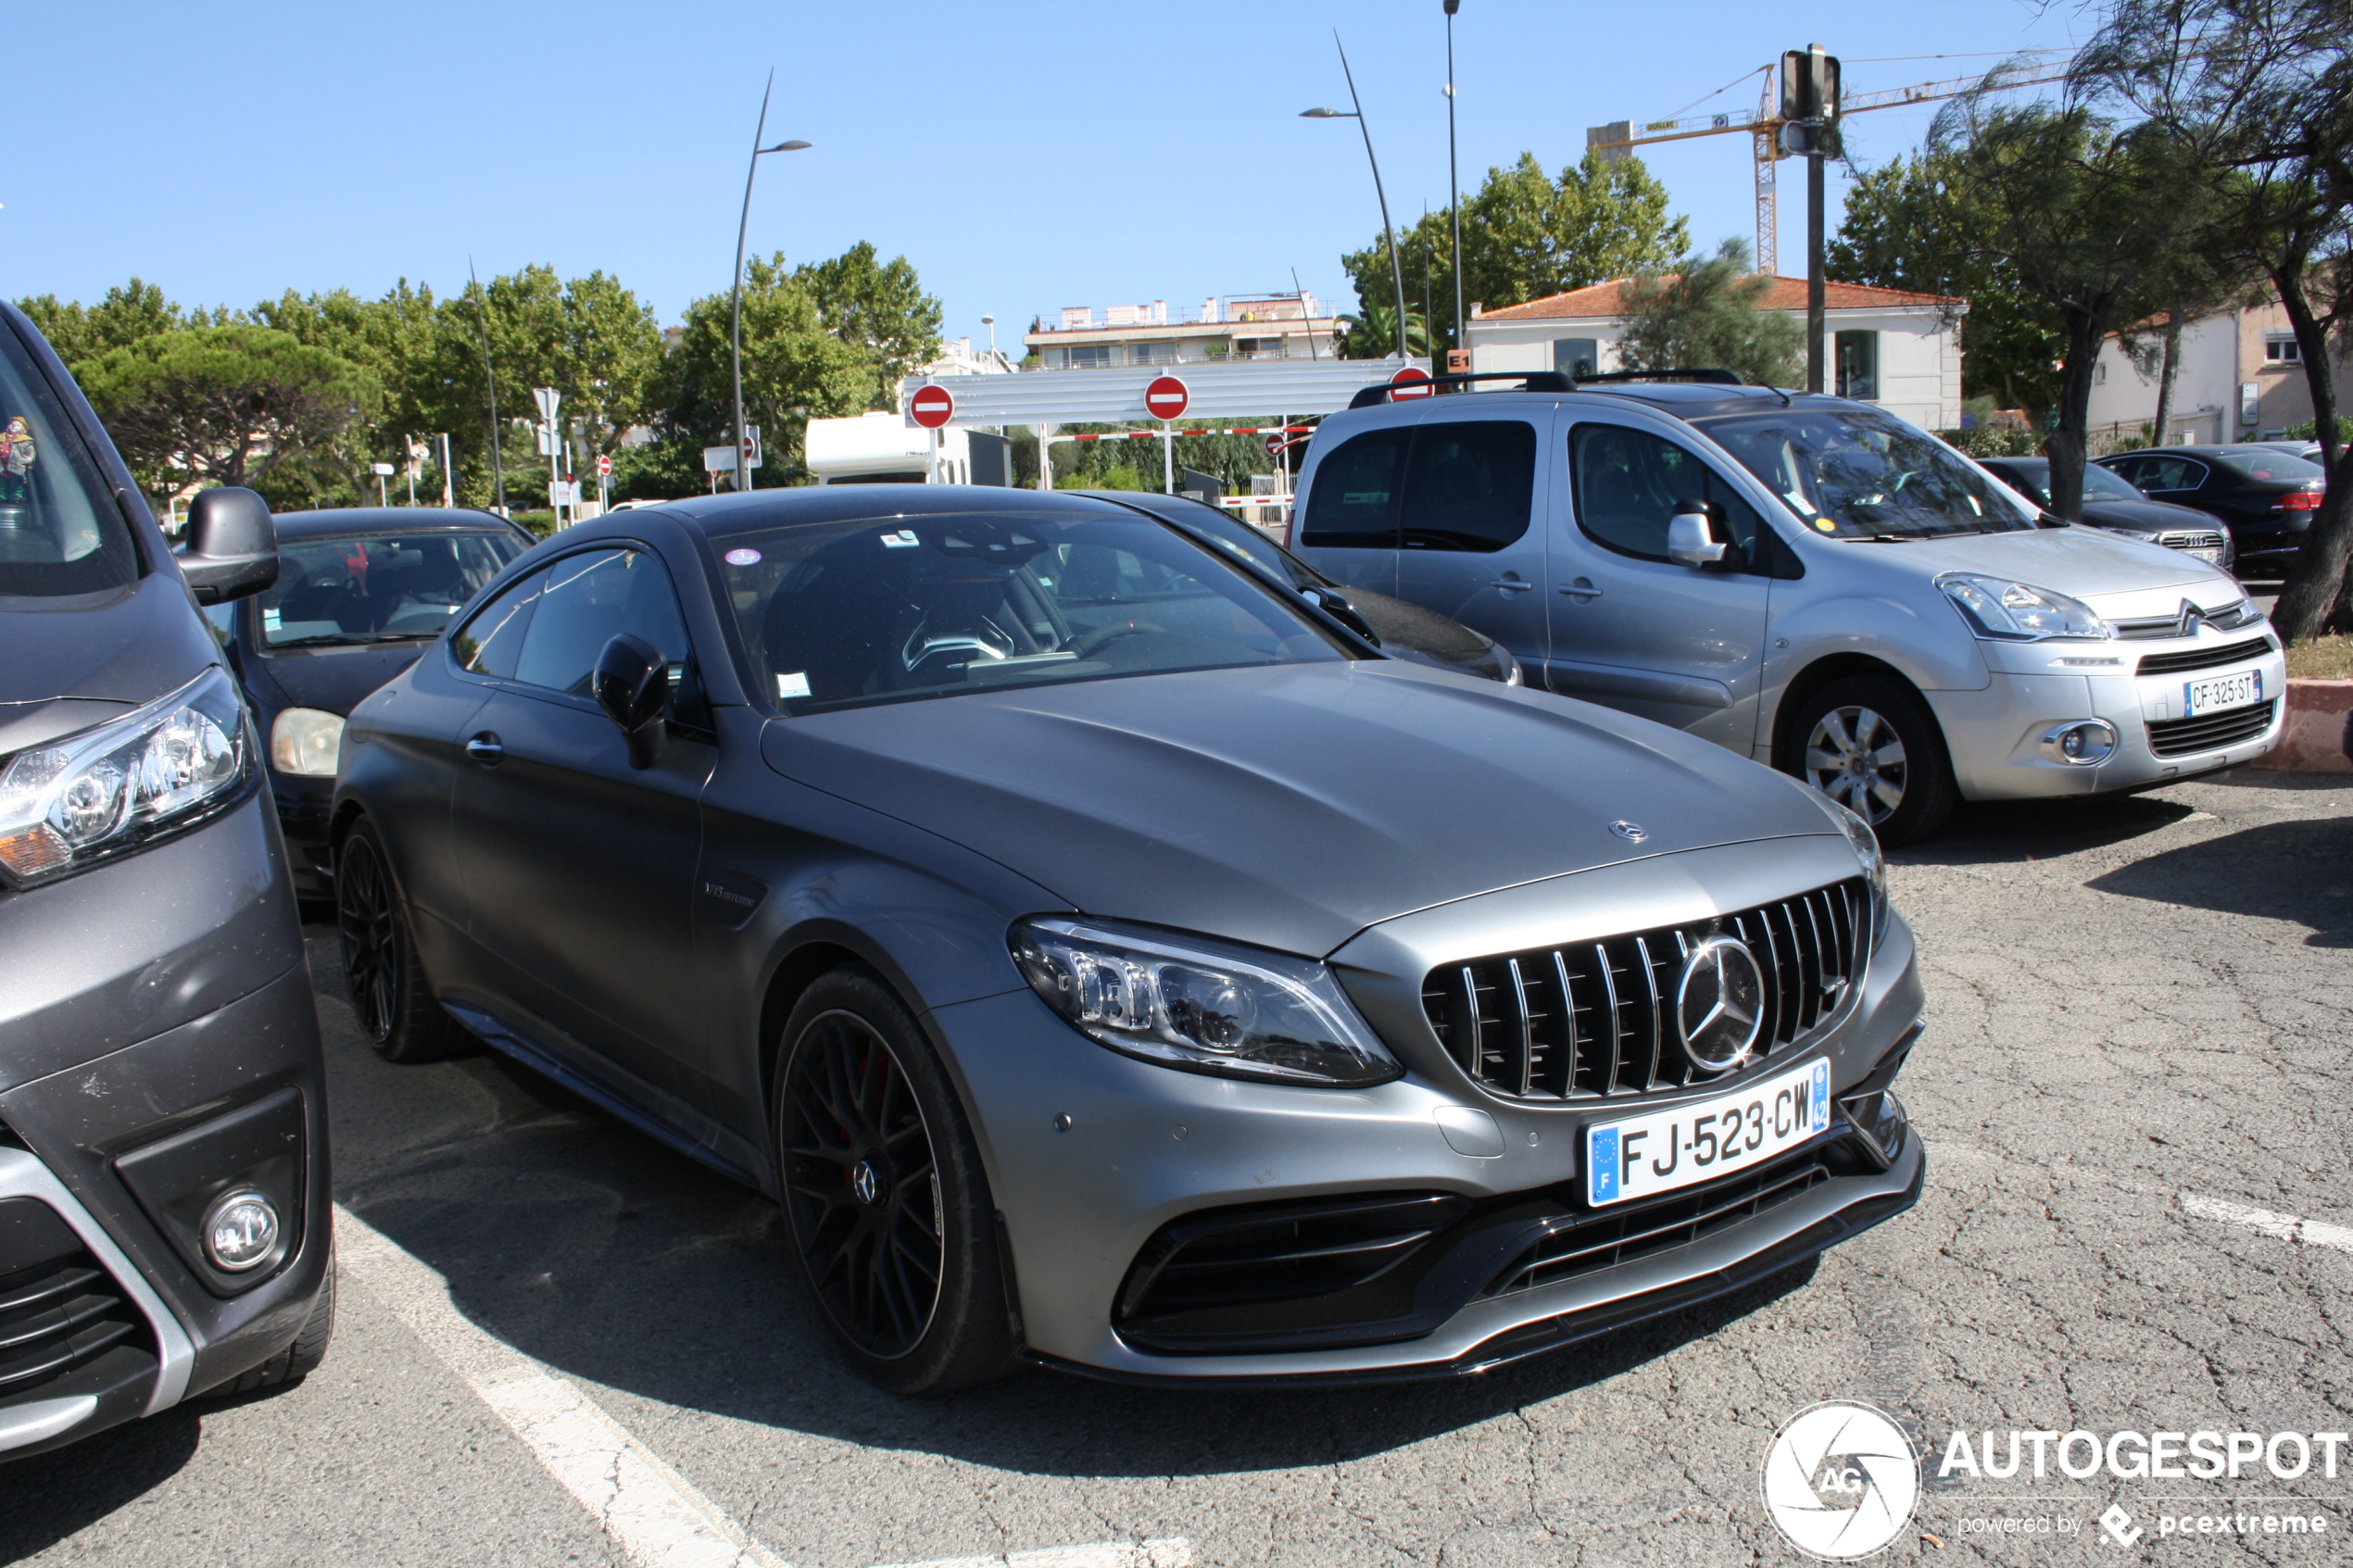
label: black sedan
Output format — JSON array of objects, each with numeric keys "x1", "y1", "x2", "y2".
[
  {"x1": 1073, "y1": 490, "x2": 1522, "y2": 684},
  {"x1": 2094, "y1": 445, "x2": 2326, "y2": 579},
  {"x1": 204, "y1": 507, "x2": 533, "y2": 900},
  {"x1": 1978, "y1": 457, "x2": 2236, "y2": 573}
]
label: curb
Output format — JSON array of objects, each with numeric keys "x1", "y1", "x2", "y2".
[{"x1": 2246, "y1": 677, "x2": 2353, "y2": 773}]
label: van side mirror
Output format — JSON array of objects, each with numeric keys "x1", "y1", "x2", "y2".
[
  {"x1": 177, "y1": 487, "x2": 280, "y2": 604},
  {"x1": 1667, "y1": 498, "x2": 1730, "y2": 568},
  {"x1": 593, "y1": 633, "x2": 670, "y2": 769}
]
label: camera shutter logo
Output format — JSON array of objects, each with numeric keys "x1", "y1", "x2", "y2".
[
  {"x1": 1677, "y1": 935, "x2": 1767, "y2": 1073},
  {"x1": 1761, "y1": 1400, "x2": 1919, "y2": 1560}
]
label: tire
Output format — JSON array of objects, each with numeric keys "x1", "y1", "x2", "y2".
[
  {"x1": 774, "y1": 967, "x2": 1013, "y2": 1395},
  {"x1": 336, "y1": 818, "x2": 470, "y2": 1063},
  {"x1": 199, "y1": 1248, "x2": 335, "y2": 1399},
  {"x1": 1781, "y1": 674, "x2": 1957, "y2": 847}
]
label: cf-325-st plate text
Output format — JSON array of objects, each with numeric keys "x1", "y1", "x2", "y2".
[{"x1": 1586, "y1": 1059, "x2": 1831, "y2": 1207}]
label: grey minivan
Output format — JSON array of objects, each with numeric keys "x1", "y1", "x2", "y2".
[{"x1": 1292, "y1": 374, "x2": 2283, "y2": 842}]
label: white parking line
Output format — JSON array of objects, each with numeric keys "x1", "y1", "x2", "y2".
[
  {"x1": 871, "y1": 1546, "x2": 1193, "y2": 1568},
  {"x1": 2181, "y1": 1192, "x2": 2353, "y2": 1254},
  {"x1": 334, "y1": 1204, "x2": 787, "y2": 1568}
]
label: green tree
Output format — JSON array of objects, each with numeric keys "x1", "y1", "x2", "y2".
[
  {"x1": 1341, "y1": 152, "x2": 1688, "y2": 345},
  {"x1": 793, "y1": 242, "x2": 943, "y2": 408},
  {"x1": 1617, "y1": 237, "x2": 1804, "y2": 387},
  {"x1": 16, "y1": 279, "x2": 182, "y2": 368},
  {"x1": 78, "y1": 326, "x2": 373, "y2": 500},
  {"x1": 1334, "y1": 302, "x2": 1431, "y2": 359}
]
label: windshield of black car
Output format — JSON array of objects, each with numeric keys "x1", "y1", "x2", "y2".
[
  {"x1": 716, "y1": 508, "x2": 1349, "y2": 712},
  {"x1": 1163, "y1": 502, "x2": 1320, "y2": 588},
  {"x1": 1695, "y1": 408, "x2": 2039, "y2": 539},
  {"x1": 256, "y1": 531, "x2": 525, "y2": 646},
  {"x1": 2005, "y1": 461, "x2": 2145, "y2": 506},
  {"x1": 2213, "y1": 449, "x2": 2322, "y2": 483},
  {"x1": 0, "y1": 325, "x2": 141, "y2": 598}
]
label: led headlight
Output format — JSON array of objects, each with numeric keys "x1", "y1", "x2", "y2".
[
  {"x1": 1814, "y1": 795, "x2": 1890, "y2": 951},
  {"x1": 0, "y1": 667, "x2": 252, "y2": 886},
  {"x1": 1011, "y1": 917, "x2": 1403, "y2": 1087},
  {"x1": 271, "y1": 707, "x2": 346, "y2": 777},
  {"x1": 1936, "y1": 573, "x2": 2114, "y2": 642}
]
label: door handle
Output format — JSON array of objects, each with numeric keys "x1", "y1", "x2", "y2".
[
  {"x1": 1491, "y1": 575, "x2": 1534, "y2": 593},
  {"x1": 465, "y1": 733, "x2": 504, "y2": 767},
  {"x1": 1557, "y1": 579, "x2": 1603, "y2": 600}
]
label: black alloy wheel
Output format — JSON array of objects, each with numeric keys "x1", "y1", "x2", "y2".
[
  {"x1": 334, "y1": 820, "x2": 468, "y2": 1063},
  {"x1": 775, "y1": 969, "x2": 1012, "y2": 1394}
]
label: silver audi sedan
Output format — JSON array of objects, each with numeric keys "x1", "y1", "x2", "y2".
[{"x1": 332, "y1": 485, "x2": 1925, "y2": 1392}]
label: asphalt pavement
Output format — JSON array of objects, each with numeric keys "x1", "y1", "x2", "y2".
[{"x1": 4, "y1": 766, "x2": 2348, "y2": 1568}]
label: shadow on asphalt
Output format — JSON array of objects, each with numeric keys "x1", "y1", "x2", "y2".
[
  {"x1": 1894, "y1": 792, "x2": 2197, "y2": 867},
  {"x1": 2087, "y1": 817, "x2": 2353, "y2": 947},
  {"x1": 304, "y1": 933, "x2": 1823, "y2": 1479},
  {"x1": 0, "y1": 1405, "x2": 203, "y2": 1560}
]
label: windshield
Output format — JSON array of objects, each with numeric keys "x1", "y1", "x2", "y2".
[
  {"x1": 1695, "y1": 407, "x2": 2040, "y2": 540},
  {"x1": 2213, "y1": 449, "x2": 2322, "y2": 483},
  {"x1": 0, "y1": 324, "x2": 141, "y2": 597},
  {"x1": 2003, "y1": 461, "x2": 2145, "y2": 506},
  {"x1": 1153, "y1": 498, "x2": 1319, "y2": 589},
  {"x1": 257, "y1": 531, "x2": 525, "y2": 646},
  {"x1": 717, "y1": 508, "x2": 1348, "y2": 713}
]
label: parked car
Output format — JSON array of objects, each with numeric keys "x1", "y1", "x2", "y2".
[
  {"x1": 0, "y1": 302, "x2": 333, "y2": 1461},
  {"x1": 2094, "y1": 445, "x2": 2326, "y2": 579},
  {"x1": 2246, "y1": 439, "x2": 2322, "y2": 464},
  {"x1": 333, "y1": 484, "x2": 1924, "y2": 1391},
  {"x1": 1291, "y1": 372, "x2": 2282, "y2": 845},
  {"x1": 1977, "y1": 457, "x2": 2235, "y2": 573},
  {"x1": 1073, "y1": 488, "x2": 1522, "y2": 684},
  {"x1": 203, "y1": 508, "x2": 534, "y2": 903}
]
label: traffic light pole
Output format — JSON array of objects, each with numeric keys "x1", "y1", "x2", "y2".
[{"x1": 1806, "y1": 149, "x2": 1826, "y2": 394}]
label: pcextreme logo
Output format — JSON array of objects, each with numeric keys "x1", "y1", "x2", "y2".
[{"x1": 1761, "y1": 1401, "x2": 1920, "y2": 1560}]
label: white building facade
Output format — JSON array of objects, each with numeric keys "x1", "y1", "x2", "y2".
[
  {"x1": 2085, "y1": 295, "x2": 2353, "y2": 445},
  {"x1": 1024, "y1": 294, "x2": 1338, "y2": 370},
  {"x1": 1464, "y1": 277, "x2": 1967, "y2": 431}
]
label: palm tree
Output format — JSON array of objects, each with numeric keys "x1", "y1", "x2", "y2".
[{"x1": 1335, "y1": 302, "x2": 1431, "y2": 360}]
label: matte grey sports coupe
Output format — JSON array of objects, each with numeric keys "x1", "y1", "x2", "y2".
[{"x1": 332, "y1": 484, "x2": 1925, "y2": 1391}]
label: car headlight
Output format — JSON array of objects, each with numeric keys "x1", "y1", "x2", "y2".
[
  {"x1": 271, "y1": 708, "x2": 346, "y2": 777},
  {"x1": 1936, "y1": 573, "x2": 2113, "y2": 642},
  {"x1": 1011, "y1": 917, "x2": 1403, "y2": 1087},
  {"x1": 1814, "y1": 795, "x2": 1890, "y2": 951},
  {"x1": 0, "y1": 667, "x2": 253, "y2": 887}
]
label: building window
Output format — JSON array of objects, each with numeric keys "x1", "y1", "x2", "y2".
[
  {"x1": 1067, "y1": 345, "x2": 1112, "y2": 370},
  {"x1": 1834, "y1": 330, "x2": 1879, "y2": 400},
  {"x1": 1553, "y1": 338, "x2": 1599, "y2": 379},
  {"x1": 2095, "y1": 361, "x2": 2108, "y2": 384},
  {"x1": 1129, "y1": 343, "x2": 1156, "y2": 365},
  {"x1": 2264, "y1": 335, "x2": 2302, "y2": 363}
]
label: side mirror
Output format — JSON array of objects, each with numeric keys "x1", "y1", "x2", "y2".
[
  {"x1": 1299, "y1": 585, "x2": 1379, "y2": 645},
  {"x1": 1667, "y1": 498, "x2": 1730, "y2": 568},
  {"x1": 593, "y1": 633, "x2": 671, "y2": 769},
  {"x1": 177, "y1": 487, "x2": 280, "y2": 604}
]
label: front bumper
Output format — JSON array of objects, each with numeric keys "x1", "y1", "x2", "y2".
[
  {"x1": 1930, "y1": 638, "x2": 2286, "y2": 802},
  {"x1": 937, "y1": 843, "x2": 1926, "y2": 1383},
  {"x1": 271, "y1": 773, "x2": 336, "y2": 901}
]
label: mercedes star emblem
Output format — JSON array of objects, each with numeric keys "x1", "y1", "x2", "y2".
[
  {"x1": 1609, "y1": 821, "x2": 1648, "y2": 843},
  {"x1": 1677, "y1": 935, "x2": 1768, "y2": 1073}
]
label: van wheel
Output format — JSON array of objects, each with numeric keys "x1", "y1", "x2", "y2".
[
  {"x1": 336, "y1": 820, "x2": 470, "y2": 1063},
  {"x1": 1783, "y1": 674, "x2": 1957, "y2": 846},
  {"x1": 774, "y1": 968, "x2": 1013, "y2": 1396}
]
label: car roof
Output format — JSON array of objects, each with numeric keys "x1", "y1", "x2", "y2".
[
  {"x1": 268, "y1": 506, "x2": 525, "y2": 540},
  {"x1": 1341, "y1": 381, "x2": 1856, "y2": 424},
  {"x1": 654, "y1": 483, "x2": 1135, "y2": 540}
]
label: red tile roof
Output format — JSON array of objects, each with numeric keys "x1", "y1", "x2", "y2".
[{"x1": 1477, "y1": 275, "x2": 1962, "y2": 320}]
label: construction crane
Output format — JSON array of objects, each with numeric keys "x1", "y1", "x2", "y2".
[{"x1": 1587, "y1": 48, "x2": 2074, "y2": 275}]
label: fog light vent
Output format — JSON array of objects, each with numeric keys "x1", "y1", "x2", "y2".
[
  {"x1": 201, "y1": 1190, "x2": 280, "y2": 1273},
  {"x1": 2037, "y1": 719, "x2": 2118, "y2": 767}
]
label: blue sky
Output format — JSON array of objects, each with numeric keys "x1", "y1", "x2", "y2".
[{"x1": 10, "y1": 1, "x2": 2091, "y2": 343}]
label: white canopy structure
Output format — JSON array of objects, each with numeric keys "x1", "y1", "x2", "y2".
[{"x1": 895, "y1": 358, "x2": 1429, "y2": 430}]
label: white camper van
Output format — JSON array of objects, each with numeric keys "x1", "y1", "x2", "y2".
[{"x1": 803, "y1": 411, "x2": 1011, "y2": 486}]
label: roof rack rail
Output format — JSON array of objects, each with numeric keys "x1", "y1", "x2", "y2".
[
  {"x1": 1347, "y1": 370, "x2": 1576, "y2": 408},
  {"x1": 1573, "y1": 368, "x2": 1746, "y2": 385}
]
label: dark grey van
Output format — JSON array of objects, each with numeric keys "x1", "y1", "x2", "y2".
[{"x1": 0, "y1": 301, "x2": 332, "y2": 1460}]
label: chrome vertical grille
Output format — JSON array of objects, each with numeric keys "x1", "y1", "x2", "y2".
[{"x1": 1422, "y1": 878, "x2": 1868, "y2": 1102}]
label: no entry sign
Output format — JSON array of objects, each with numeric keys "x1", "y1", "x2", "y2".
[
  {"x1": 910, "y1": 384, "x2": 956, "y2": 429},
  {"x1": 1144, "y1": 375, "x2": 1190, "y2": 421},
  {"x1": 1388, "y1": 365, "x2": 1434, "y2": 399},
  {"x1": 1265, "y1": 433, "x2": 1287, "y2": 458}
]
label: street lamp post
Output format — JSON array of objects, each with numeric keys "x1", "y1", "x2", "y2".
[
  {"x1": 730, "y1": 70, "x2": 811, "y2": 494},
  {"x1": 1302, "y1": 34, "x2": 1411, "y2": 364},
  {"x1": 1443, "y1": 0, "x2": 1465, "y2": 367}
]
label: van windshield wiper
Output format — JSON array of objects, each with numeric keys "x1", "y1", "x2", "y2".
[{"x1": 265, "y1": 632, "x2": 438, "y2": 647}]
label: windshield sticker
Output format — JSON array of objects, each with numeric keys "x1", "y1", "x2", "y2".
[
  {"x1": 880, "y1": 530, "x2": 921, "y2": 548},
  {"x1": 724, "y1": 547, "x2": 761, "y2": 567},
  {"x1": 0, "y1": 416, "x2": 34, "y2": 504},
  {"x1": 263, "y1": 609, "x2": 283, "y2": 631},
  {"x1": 775, "y1": 671, "x2": 812, "y2": 699},
  {"x1": 1810, "y1": 515, "x2": 1839, "y2": 533}
]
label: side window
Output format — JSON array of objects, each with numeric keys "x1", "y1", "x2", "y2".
[
  {"x1": 511, "y1": 548, "x2": 690, "y2": 697},
  {"x1": 2098, "y1": 458, "x2": 2141, "y2": 489},
  {"x1": 451, "y1": 570, "x2": 545, "y2": 679},
  {"x1": 1833, "y1": 330, "x2": 1879, "y2": 400},
  {"x1": 2142, "y1": 457, "x2": 2204, "y2": 491},
  {"x1": 1570, "y1": 424, "x2": 1764, "y2": 567},
  {"x1": 1399, "y1": 420, "x2": 1537, "y2": 553},
  {"x1": 1301, "y1": 427, "x2": 1410, "y2": 548},
  {"x1": 1553, "y1": 338, "x2": 1599, "y2": 379}
]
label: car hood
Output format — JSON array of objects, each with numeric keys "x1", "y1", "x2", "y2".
[
  {"x1": 1856, "y1": 522, "x2": 2238, "y2": 621},
  {"x1": 0, "y1": 571, "x2": 217, "y2": 709},
  {"x1": 250, "y1": 639, "x2": 435, "y2": 716},
  {"x1": 2078, "y1": 497, "x2": 2225, "y2": 534},
  {"x1": 760, "y1": 661, "x2": 1837, "y2": 957}
]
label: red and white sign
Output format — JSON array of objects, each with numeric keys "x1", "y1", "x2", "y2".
[
  {"x1": 910, "y1": 384, "x2": 956, "y2": 429},
  {"x1": 1144, "y1": 374, "x2": 1190, "y2": 421},
  {"x1": 1265, "y1": 433, "x2": 1287, "y2": 458},
  {"x1": 596, "y1": 454, "x2": 612, "y2": 479},
  {"x1": 1389, "y1": 365, "x2": 1434, "y2": 399}
]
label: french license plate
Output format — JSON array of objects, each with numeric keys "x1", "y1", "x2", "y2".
[
  {"x1": 2187, "y1": 546, "x2": 2222, "y2": 563},
  {"x1": 2183, "y1": 668, "x2": 2261, "y2": 717},
  {"x1": 1586, "y1": 1059, "x2": 1831, "y2": 1208}
]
